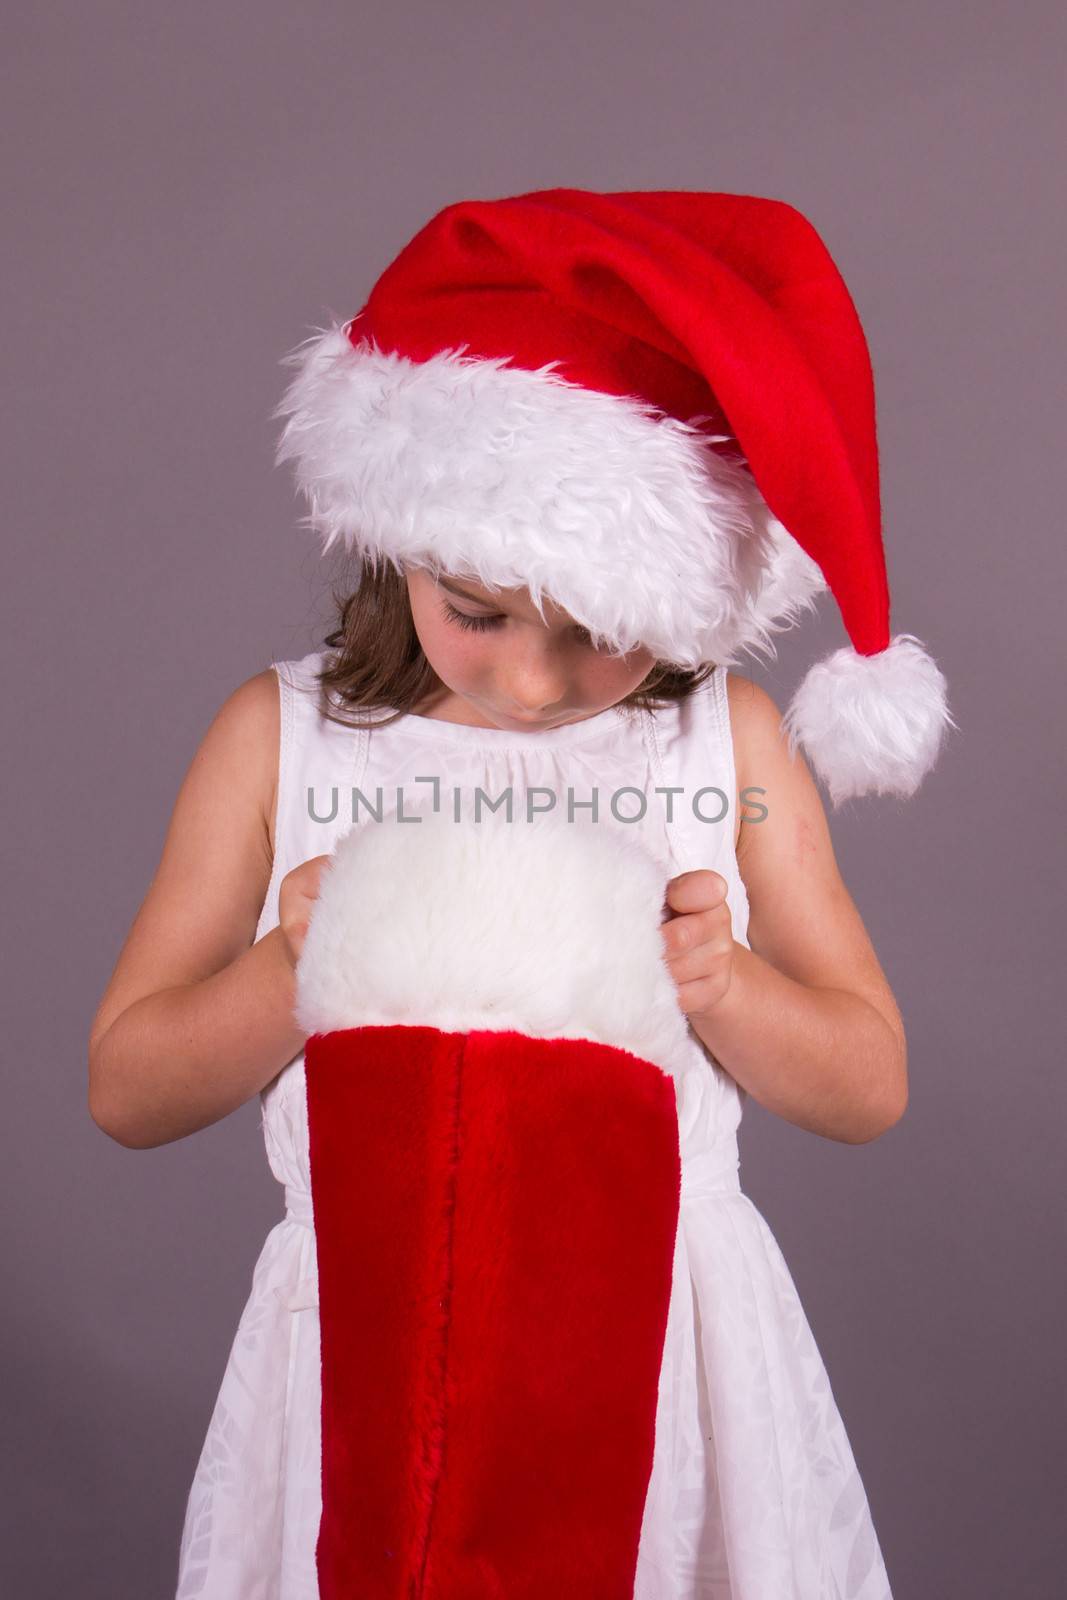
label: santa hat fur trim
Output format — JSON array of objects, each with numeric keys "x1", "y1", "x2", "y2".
[{"x1": 274, "y1": 324, "x2": 828, "y2": 673}]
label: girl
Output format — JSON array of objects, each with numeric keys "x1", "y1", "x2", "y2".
[{"x1": 89, "y1": 188, "x2": 952, "y2": 1599}]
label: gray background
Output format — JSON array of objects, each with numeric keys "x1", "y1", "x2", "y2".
[{"x1": 4, "y1": 3, "x2": 1064, "y2": 1594}]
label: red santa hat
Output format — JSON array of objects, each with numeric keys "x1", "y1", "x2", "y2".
[{"x1": 274, "y1": 186, "x2": 955, "y2": 805}]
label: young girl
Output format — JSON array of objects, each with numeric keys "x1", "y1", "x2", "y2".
[{"x1": 89, "y1": 189, "x2": 952, "y2": 1599}]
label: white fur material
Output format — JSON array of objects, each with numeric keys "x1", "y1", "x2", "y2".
[
  {"x1": 273, "y1": 323, "x2": 826, "y2": 671},
  {"x1": 781, "y1": 633, "x2": 956, "y2": 806},
  {"x1": 293, "y1": 806, "x2": 694, "y2": 1081}
]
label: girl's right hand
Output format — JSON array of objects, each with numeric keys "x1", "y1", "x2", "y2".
[{"x1": 278, "y1": 854, "x2": 333, "y2": 968}]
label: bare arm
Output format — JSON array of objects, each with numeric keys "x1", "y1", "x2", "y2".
[
  {"x1": 687, "y1": 673, "x2": 908, "y2": 1144},
  {"x1": 87, "y1": 668, "x2": 310, "y2": 1150}
]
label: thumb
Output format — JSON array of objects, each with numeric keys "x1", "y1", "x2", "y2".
[{"x1": 662, "y1": 869, "x2": 728, "y2": 917}]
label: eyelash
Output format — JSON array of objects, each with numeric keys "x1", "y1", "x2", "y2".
[
  {"x1": 442, "y1": 600, "x2": 594, "y2": 646},
  {"x1": 442, "y1": 601, "x2": 504, "y2": 634}
]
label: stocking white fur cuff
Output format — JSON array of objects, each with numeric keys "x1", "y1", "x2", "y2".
[{"x1": 293, "y1": 808, "x2": 694, "y2": 1080}]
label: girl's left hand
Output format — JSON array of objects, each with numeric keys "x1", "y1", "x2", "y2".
[{"x1": 660, "y1": 869, "x2": 736, "y2": 1018}]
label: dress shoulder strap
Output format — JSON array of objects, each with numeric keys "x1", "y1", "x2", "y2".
[
  {"x1": 706, "y1": 663, "x2": 742, "y2": 811},
  {"x1": 255, "y1": 648, "x2": 371, "y2": 942},
  {"x1": 643, "y1": 664, "x2": 751, "y2": 944}
]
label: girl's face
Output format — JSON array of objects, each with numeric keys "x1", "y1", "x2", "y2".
[{"x1": 404, "y1": 566, "x2": 657, "y2": 731}]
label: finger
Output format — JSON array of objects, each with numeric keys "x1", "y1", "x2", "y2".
[
  {"x1": 307, "y1": 853, "x2": 333, "y2": 889},
  {"x1": 664, "y1": 933, "x2": 734, "y2": 984},
  {"x1": 674, "y1": 974, "x2": 728, "y2": 1017},
  {"x1": 663, "y1": 870, "x2": 728, "y2": 917},
  {"x1": 661, "y1": 902, "x2": 732, "y2": 954}
]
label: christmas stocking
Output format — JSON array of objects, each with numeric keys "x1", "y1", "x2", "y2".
[{"x1": 294, "y1": 807, "x2": 693, "y2": 1599}]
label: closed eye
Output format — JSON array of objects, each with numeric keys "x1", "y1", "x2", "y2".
[
  {"x1": 441, "y1": 600, "x2": 595, "y2": 646},
  {"x1": 442, "y1": 601, "x2": 505, "y2": 634}
]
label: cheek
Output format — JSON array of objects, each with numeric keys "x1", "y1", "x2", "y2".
[{"x1": 582, "y1": 648, "x2": 656, "y2": 700}]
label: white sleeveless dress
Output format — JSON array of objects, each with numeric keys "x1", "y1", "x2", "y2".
[{"x1": 176, "y1": 648, "x2": 893, "y2": 1600}]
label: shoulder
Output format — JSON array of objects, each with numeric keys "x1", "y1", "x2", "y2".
[
  {"x1": 196, "y1": 664, "x2": 283, "y2": 855},
  {"x1": 722, "y1": 669, "x2": 790, "y2": 788},
  {"x1": 721, "y1": 667, "x2": 828, "y2": 866},
  {"x1": 721, "y1": 668, "x2": 790, "y2": 808},
  {"x1": 207, "y1": 664, "x2": 281, "y2": 754}
]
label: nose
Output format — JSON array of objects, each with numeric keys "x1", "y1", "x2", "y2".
[
  {"x1": 499, "y1": 664, "x2": 569, "y2": 717},
  {"x1": 496, "y1": 629, "x2": 574, "y2": 715},
  {"x1": 504, "y1": 692, "x2": 566, "y2": 716}
]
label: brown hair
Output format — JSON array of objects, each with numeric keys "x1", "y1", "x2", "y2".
[{"x1": 314, "y1": 558, "x2": 716, "y2": 731}]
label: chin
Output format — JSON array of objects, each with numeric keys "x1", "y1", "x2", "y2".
[{"x1": 499, "y1": 707, "x2": 576, "y2": 727}]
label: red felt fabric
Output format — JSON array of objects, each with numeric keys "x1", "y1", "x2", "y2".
[
  {"x1": 305, "y1": 1022, "x2": 682, "y2": 1599},
  {"x1": 347, "y1": 187, "x2": 890, "y2": 655}
]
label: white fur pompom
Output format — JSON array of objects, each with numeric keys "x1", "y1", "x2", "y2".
[{"x1": 781, "y1": 634, "x2": 956, "y2": 806}]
